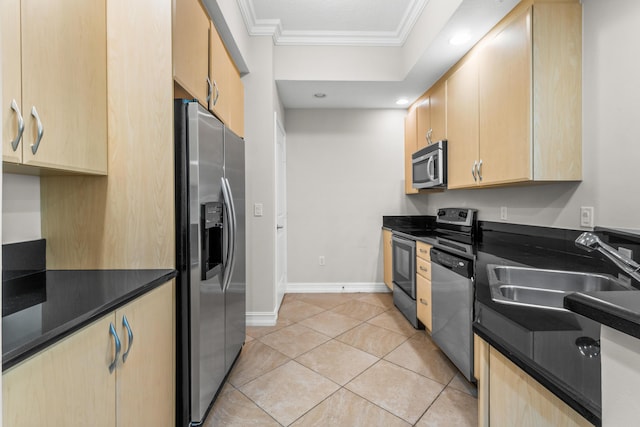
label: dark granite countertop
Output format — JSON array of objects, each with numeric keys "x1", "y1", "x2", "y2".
[
  {"x1": 382, "y1": 218, "x2": 640, "y2": 426},
  {"x1": 2, "y1": 269, "x2": 177, "y2": 371},
  {"x1": 565, "y1": 292, "x2": 640, "y2": 340}
]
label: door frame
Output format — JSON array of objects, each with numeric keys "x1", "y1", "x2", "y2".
[{"x1": 274, "y1": 111, "x2": 287, "y2": 311}]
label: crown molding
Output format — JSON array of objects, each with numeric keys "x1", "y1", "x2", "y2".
[{"x1": 237, "y1": 0, "x2": 428, "y2": 46}]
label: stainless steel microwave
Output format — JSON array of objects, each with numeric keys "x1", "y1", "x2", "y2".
[{"x1": 412, "y1": 139, "x2": 447, "y2": 189}]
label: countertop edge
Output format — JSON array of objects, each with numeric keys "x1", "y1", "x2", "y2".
[
  {"x1": 2, "y1": 269, "x2": 177, "y2": 371},
  {"x1": 473, "y1": 322, "x2": 601, "y2": 427},
  {"x1": 564, "y1": 293, "x2": 640, "y2": 340}
]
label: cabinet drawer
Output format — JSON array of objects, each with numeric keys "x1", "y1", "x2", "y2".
[
  {"x1": 417, "y1": 241, "x2": 432, "y2": 261},
  {"x1": 416, "y1": 257, "x2": 431, "y2": 280},
  {"x1": 416, "y1": 274, "x2": 432, "y2": 332}
]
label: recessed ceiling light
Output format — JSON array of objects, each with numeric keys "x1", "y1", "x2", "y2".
[
  {"x1": 313, "y1": 93, "x2": 326, "y2": 98},
  {"x1": 449, "y1": 31, "x2": 471, "y2": 46},
  {"x1": 396, "y1": 98, "x2": 409, "y2": 106}
]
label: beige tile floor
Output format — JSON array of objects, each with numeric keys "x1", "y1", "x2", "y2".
[{"x1": 204, "y1": 292, "x2": 478, "y2": 427}]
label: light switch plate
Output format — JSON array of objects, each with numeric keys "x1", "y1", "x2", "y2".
[{"x1": 254, "y1": 203, "x2": 263, "y2": 217}]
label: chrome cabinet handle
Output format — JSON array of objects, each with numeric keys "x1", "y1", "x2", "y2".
[
  {"x1": 419, "y1": 266, "x2": 429, "y2": 272},
  {"x1": 212, "y1": 80, "x2": 220, "y2": 106},
  {"x1": 426, "y1": 128, "x2": 433, "y2": 145},
  {"x1": 10, "y1": 99, "x2": 25, "y2": 151},
  {"x1": 109, "y1": 323, "x2": 121, "y2": 373},
  {"x1": 472, "y1": 161, "x2": 477, "y2": 181},
  {"x1": 206, "y1": 77, "x2": 213, "y2": 105},
  {"x1": 419, "y1": 298, "x2": 429, "y2": 306},
  {"x1": 419, "y1": 248, "x2": 428, "y2": 253},
  {"x1": 478, "y1": 159, "x2": 483, "y2": 181},
  {"x1": 30, "y1": 106, "x2": 44, "y2": 155},
  {"x1": 122, "y1": 315, "x2": 134, "y2": 363}
]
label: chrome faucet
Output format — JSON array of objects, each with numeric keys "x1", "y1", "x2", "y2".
[{"x1": 575, "y1": 232, "x2": 640, "y2": 282}]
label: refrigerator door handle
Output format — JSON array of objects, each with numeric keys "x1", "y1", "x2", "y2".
[
  {"x1": 220, "y1": 177, "x2": 235, "y2": 292},
  {"x1": 223, "y1": 177, "x2": 237, "y2": 293}
]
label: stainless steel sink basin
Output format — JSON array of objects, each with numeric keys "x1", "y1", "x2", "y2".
[{"x1": 487, "y1": 264, "x2": 634, "y2": 311}]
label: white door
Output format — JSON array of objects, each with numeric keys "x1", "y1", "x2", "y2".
[{"x1": 275, "y1": 113, "x2": 287, "y2": 309}]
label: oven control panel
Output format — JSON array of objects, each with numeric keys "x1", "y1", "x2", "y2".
[{"x1": 436, "y1": 208, "x2": 477, "y2": 227}]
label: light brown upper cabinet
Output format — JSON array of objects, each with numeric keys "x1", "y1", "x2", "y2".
[
  {"x1": 429, "y1": 83, "x2": 446, "y2": 144},
  {"x1": 415, "y1": 82, "x2": 446, "y2": 151},
  {"x1": 210, "y1": 24, "x2": 245, "y2": 137},
  {"x1": 469, "y1": 1, "x2": 581, "y2": 187},
  {"x1": 447, "y1": 54, "x2": 480, "y2": 189},
  {"x1": 412, "y1": 0, "x2": 582, "y2": 191},
  {"x1": 173, "y1": 0, "x2": 210, "y2": 108},
  {"x1": 404, "y1": 106, "x2": 418, "y2": 194},
  {"x1": 2, "y1": 0, "x2": 107, "y2": 174}
]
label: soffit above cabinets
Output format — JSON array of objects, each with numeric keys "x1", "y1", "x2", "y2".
[{"x1": 237, "y1": 0, "x2": 428, "y2": 46}]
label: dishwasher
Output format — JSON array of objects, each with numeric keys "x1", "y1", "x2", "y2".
[{"x1": 430, "y1": 247, "x2": 475, "y2": 382}]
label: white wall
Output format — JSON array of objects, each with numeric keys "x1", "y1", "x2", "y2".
[
  {"x1": 285, "y1": 109, "x2": 429, "y2": 285},
  {"x1": 284, "y1": 0, "x2": 640, "y2": 286},
  {"x1": 243, "y1": 36, "x2": 282, "y2": 320},
  {"x1": 2, "y1": 174, "x2": 41, "y2": 244}
]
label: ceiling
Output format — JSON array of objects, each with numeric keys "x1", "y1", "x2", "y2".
[{"x1": 236, "y1": 0, "x2": 521, "y2": 109}]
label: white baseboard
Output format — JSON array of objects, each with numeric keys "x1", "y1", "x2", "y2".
[
  {"x1": 285, "y1": 282, "x2": 391, "y2": 294},
  {"x1": 246, "y1": 311, "x2": 278, "y2": 327},
  {"x1": 247, "y1": 283, "x2": 390, "y2": 327}
]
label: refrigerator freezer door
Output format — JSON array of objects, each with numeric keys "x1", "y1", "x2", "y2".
[
  {"x1": 187, "y1": 102, "x2": 227, "y2": 423},
  {"x1": 224, "y1": 127, "x2": 246, "y2": 372}
]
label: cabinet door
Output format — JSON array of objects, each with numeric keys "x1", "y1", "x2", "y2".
[
  {"x1": 20, "y1": 0, "x2": 107, "y2": 174},
  {"x1": 383, "y1": 229, "x2": 393, "y2": 290},
  {"x1": 415, "y1": 98, "x2": 430, "y2": 150},
  {"x1": 3, "y1": 315, "x2": 117, "y2": 427},
  {"x1": 1, "y1": 0, "x2": 23, "y2": 164},
  {"x1": 416, "y1": 274, "x2": 432, "y2": 332},
  {"x1": 173, "y1": 0, "x2": 210, "y2": 107},
  {"x1": 210, "y1": 23, "x2": 231, "y2": 123},
  {"x1": 429, "y1": 82, "x2": 446, "y2": 142},
  {"x1": 479, "y1": 6, "x2": 532, "y2": 186},
  {"x1": 404, "y1": 107, "x2": 418, "y2": 194},
  {"x1": 488, "y1": 348, "x2": 591, "y2": 427},
  {"x1": 116, "y1": 280, "x2": 175, "y2": 426},
  {"x1": 447, "y1": 55, "x2": 480, "y2": 189}
]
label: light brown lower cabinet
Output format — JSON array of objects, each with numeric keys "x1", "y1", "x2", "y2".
[
  {"x1": 2, "y1": 280, "x2": 175, "y2": 427},
  {"x1": 474, "y1": 334, "x2": 591, "y2": 427}
]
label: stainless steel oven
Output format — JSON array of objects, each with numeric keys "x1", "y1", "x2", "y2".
[
  {"x1": 392, "y1": 235, "x2": 419, "y2": 328},
  {"x1": 412, "y1": 140, "x2": 447, "y2": 189}
]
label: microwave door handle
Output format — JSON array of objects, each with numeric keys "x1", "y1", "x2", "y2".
[
  {"x1": 220, "y1": 177, "x2": 233, "y2": 291},
  {"x1": 426, "y1": 156, "x2": 435, "y2": 180},
  {"x1": 223, "y1": 178, "x2": 237, "y2": 293}
]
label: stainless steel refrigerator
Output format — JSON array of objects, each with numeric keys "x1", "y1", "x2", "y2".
[{"x1": 174, "y1": 100, "x2": 246, "y2": 426}]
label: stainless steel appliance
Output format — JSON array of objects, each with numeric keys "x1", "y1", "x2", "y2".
[
  {"x1": 392, "y1": 235, "x2": 418, "y2": 328},
  {"x1": 174, "y1": 100, "x2": 246, "y2": 426},
  {"x1": 430, "y1": 247, "x2": 474, "y2": 382},
  {"x1": 430, "y1": 207, "x2": 476, "y2": 382},
  {"x1": 411, "y1": 140, "x2": 447, "y2": 189}
]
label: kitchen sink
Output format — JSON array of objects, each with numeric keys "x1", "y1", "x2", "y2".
[{"x1": 488, "y1": 264, "x2": 635, "y2": 311}]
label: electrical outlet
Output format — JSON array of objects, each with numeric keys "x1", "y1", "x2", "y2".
[
  {"x1": 619, "y1": 247, "x2": 633, "y2": 260},
  {"x1": 500, "y1": 206, "x2": 508, "y2": 221},
  {"x1": 254, "y1": 203, "x2": 263, "y2": 217},
  {"x1": 319, "y1": 256, "x2": 325, "y2": 266},
  {"x1": 580, "y1": 206, "x2": 594, "y2": 228}
]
